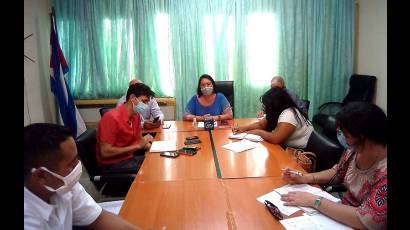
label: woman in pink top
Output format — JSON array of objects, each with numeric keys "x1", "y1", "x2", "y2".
[{"x1": 281, "y1": 102, "x2": 387, "y2": 230}]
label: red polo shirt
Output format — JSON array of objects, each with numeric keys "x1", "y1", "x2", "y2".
[{"x1": 96, "y1": 104, "x2": 142, "y2": 166}]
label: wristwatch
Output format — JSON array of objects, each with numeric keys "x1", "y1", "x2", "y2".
[{"x1": 314, "y1": 196, "x2": 323, "y2": 209}]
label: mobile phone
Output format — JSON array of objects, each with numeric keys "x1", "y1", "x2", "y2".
[
  {"x1": 186, "y1": 136, "x2": 199, "y2": 140},
  {"x1": 184, "y1": 139, "x2": 201, "y2": 145},
  {"x1": 183, "y1": 146, "x2": 200, "y2": 151},
  {"x1": 177, "y1": 148, "x2": 197, "y2": 156},
  {"x1": 160, "y1": 151, "x2": 179, "y2": 158},
  {"x1": 153, "y1": 117, "x2": 160, "y2": 123}
]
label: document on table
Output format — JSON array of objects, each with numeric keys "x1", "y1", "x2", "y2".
[
  {"x1": 274, "y1": 184, "x2": 340, "y2": 215},
  {"x1": 149, "y1": 140, "x2": 177, "y2": 152},
  {"x1": 197, "y1": 121, "x2": 218, "y2": 128},
  {"x1": 257, "y1": 184, "x2": 340, "y2": 216},
  {"x1": 256, "y1": 190, "x2": 300, "y2": 216},
  {"x1": 279, "y1": 213, "x2": 353, "y2": 230},
  {"x1": 228, "y1": 133, "x2": 263, "y2": 142},
  {"x1": 221, "y1": 139, "x2": 261, "y2": 153}
]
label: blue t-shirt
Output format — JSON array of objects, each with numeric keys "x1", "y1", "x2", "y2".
[{"x1": 185, "y1": 93, "x2": 231, "y2": 116}]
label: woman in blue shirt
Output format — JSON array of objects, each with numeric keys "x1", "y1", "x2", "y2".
[{"x1": 183, "y1": 74, "x2": 233, "y2": 121}]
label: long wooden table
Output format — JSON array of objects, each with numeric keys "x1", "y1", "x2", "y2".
[
  {"x1": 120, "y1": 118, "x2": 305, "y2": 229},
  {"x1": 142, "y1": 118, "x2": 258, "y2": 133}
]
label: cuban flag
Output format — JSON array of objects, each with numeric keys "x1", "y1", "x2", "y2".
[{"x1": 49, "y1": 9, "x2": 86, "y2": 138}]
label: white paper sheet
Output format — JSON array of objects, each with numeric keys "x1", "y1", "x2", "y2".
[
  {"x1": 228, "y1": 133, "x2": 247, "y2": 140},
  {"x1": 221, "y1": 139, "x2": 261, "y2": 153},
  {"x1": 279, "y1": 214, "x2": 353, "y2": 230},
  {"x1": 275, "y1": 184, "x2": 340, "y2": 203},
  {"x1": 244, "y1": 133, "x2": 263, "y2": 142},
  {"x1": 256, "y1": 190, "x2": 301, "y2": 216},
  {"x1": 228, "y1": 133, "x2": 263, "y2": 142},
  {"x1": 274, "y1": 184, "x2": 340, "y2": 215},
  {"x1": 149, "y1": 140, "x2": 177, "y2": 152}
]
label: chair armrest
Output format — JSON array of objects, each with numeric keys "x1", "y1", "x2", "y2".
[
  {"x1": 318, "y1": 102, "x2": 342, "y2": 111},
  {"x1": 317, "y1": 102, "x2": 343, "y2": 116}
]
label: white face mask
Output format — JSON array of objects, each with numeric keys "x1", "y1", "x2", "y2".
[
  {"x1": 33, "y1": 161, "x2": 82, "y2": 195},
  {"x1": 201, "y1": 86, "x2": 213, "y2": 96}
]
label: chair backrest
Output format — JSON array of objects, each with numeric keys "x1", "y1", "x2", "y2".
[
  {"x1": 75, "y1": 128, "x2": 101, "y2": 177},
  {"x1": 99, "y1": 107, "x2": 113, "y2": 117},
  {"x1": 304, "y1": 131, "x2": 344, "y2": 172},
  {"x1": 215, "y1": 81, "x2": 234, "y2": 110},
  {"x1": 299, "y1": 99, "x2": 310, "y2": 117},
  {"x1": 342, "y1": 74, "x2": 376, "y2": 106}
]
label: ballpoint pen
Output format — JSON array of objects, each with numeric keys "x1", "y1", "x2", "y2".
[
  {"x1": 282, "y1": 168, "x2": 303, "y2": 177},
  {"x1": 232, "y1": 124, "x2": 238, "y2": 134}
]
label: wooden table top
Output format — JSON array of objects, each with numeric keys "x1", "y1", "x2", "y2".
[
  {"x1": 137, "y1": 131, "x2": 217, "y2": 182},
  {"x1": 142, "y1": 118, "x2": 259, "y2": 133},
  {"x1": 120, "y1": 118, "x2": 306, "y2": 229},
  {"x1": 221, "y1": 177, "x2": 305, "y2": 230},
  {"x1": 119, "y1": 179, "x2": 232, "y2": 230},
  {"x1": 211, "y1": 129, "x2": 304, "y2": 178}
]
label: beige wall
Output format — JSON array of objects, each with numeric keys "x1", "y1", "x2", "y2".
[
  {"x1": 355, "y1": 0, "x2": 387, "y2": 112},
  {"x1": 24, "y1": 0, "x2": 55, "y2": 126}
]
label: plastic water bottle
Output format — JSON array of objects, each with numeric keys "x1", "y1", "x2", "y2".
[{"x1": 192, "y1": 117, "x2": 197, "y2": 127}]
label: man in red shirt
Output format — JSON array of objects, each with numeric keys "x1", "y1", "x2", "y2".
[{"x1": 96, "y1": 83, "x2": 155, "y2": 173}]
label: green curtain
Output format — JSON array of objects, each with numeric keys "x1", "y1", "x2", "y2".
[{"x1": 53, "y1": 0, "x2": 354, "y2": 119}]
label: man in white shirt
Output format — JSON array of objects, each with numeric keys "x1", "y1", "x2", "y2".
[
  {"x1": 24, "y1": 123, "x2": 141, "y2": 230},
  {"x1": 117, "y1": 79, "x2": 164, "y2": 130}
]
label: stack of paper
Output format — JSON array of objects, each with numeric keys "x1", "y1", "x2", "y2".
[
  {"x1": 149, "y1": 140, "x2": 177, "y2": 152},
  {"x1": 221, "y1": 139, "x2": 261, "y2": 153},
  {"x1": 279, "y1": 213, "x2": 353, "y2": 230},
  {"x1": 228, "y1": 133, "x2": 263, "y2": 142},
  {"x1": 256, "y1": 184, "x2": 340, "y2": 216},
  {"x1": 274, "y1": 184, "x2": 340, "y2": 215}
]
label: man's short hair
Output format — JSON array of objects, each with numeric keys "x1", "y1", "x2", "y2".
[
  {"x1": 126, "y1": 83, "x2": 156, "y2": 101},
  {"x1": 24, "y1": 123, "x2": 73, "y2": 180}
]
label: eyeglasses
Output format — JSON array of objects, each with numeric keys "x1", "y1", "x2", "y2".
[{"x1": 264, "y1": 200, "x2": 283, "y2": 220}]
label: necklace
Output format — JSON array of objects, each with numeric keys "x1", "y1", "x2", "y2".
[{"x1": 355, "y1": 151, "x2": 381, "y2": 171}]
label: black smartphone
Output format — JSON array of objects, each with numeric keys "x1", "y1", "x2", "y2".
[
  {"x1": 177, "y1": 148, "x2": 197, "y2": 156},
  {"x1": 153, "y1": 116, "x2": 160, "y2": 123},
  {"x1": 184, "y1": 139, "x2": 201, "y2": 145},
  {"x1": 160, "y1": 151, "x2": 179, "y2": 158},
  {"x1": 186, "y1": 136, "x2": 199, "y2": 140}
]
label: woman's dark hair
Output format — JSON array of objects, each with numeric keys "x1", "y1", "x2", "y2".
[
  {"x1": 261, "y1": 87, "x2": 309, "y2": 132},
  {"x1": 336, "y1": 102, "x2": 387, "y2": 145},
  {"x1": 126, "y1": 83, "x2": 156, "y2": 101},
  {"x1": 196, "y1": 74, "x2": 217, "y2": 97}
]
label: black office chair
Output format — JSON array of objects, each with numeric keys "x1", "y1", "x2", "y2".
[
  {"x1": 75, "y1": 128, "x2": 136, "y2": 197},
  {"x1": 215, "y1": 81, "x2": 234, "y2": 113},
  {"x1": 99, "y1": 107, "x2": 113, "y2": 117},
  {"x1": 312, "y1": 74, "x2": 376, "y2": 142},
  {"x1": 304, "y1": 131, "x2": 344, "y2": 172},
  {"x1": 299, "y1": 99, "x2": 310, "y2": 117}
]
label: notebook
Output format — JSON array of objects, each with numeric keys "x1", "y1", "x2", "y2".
[{"x1": 228, "y1": 133, "x2": 263, "y2": 142}]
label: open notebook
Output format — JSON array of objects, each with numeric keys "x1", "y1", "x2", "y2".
[{"x1": 228, "y1": 133, "x2": 263, "y2": 142}]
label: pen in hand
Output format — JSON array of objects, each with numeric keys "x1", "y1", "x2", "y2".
[
  {"x1": 232, "y1": 124, "x2": 238, "y2": 134},
  {"x1": 282, "y1": 168, "x2": 303, "y2": 177}
]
